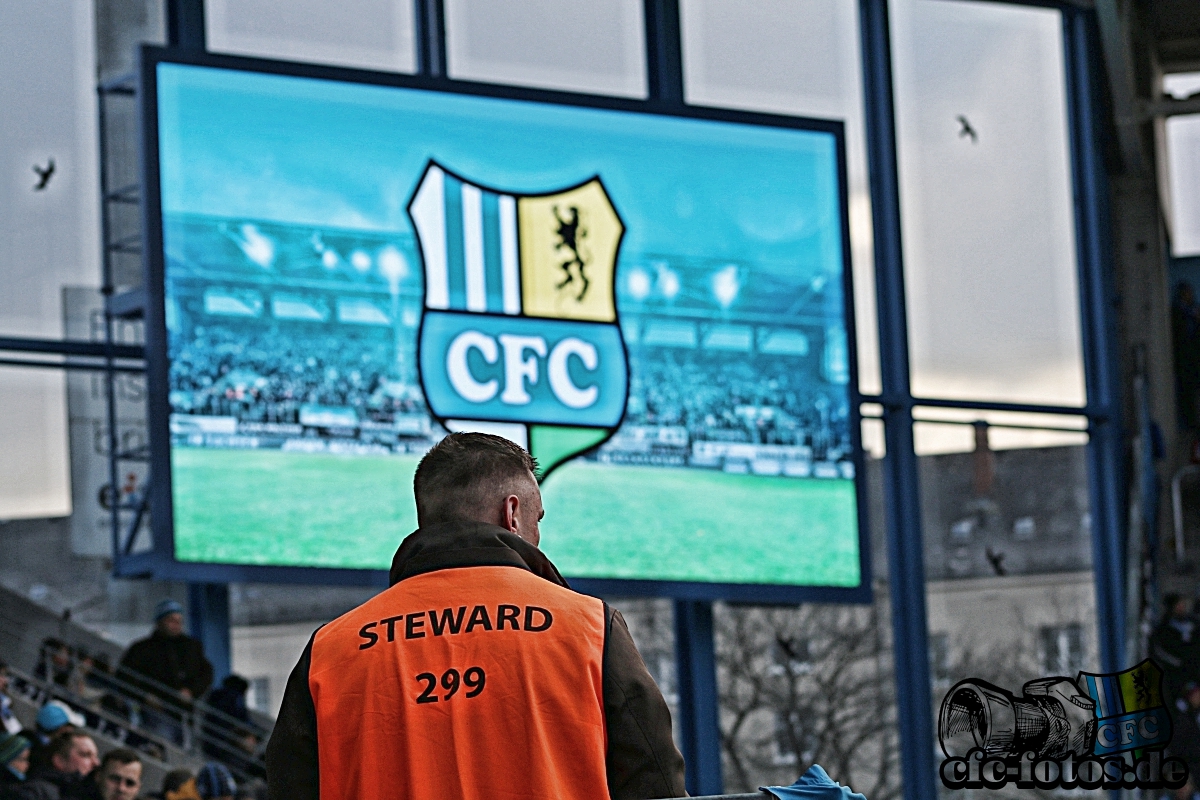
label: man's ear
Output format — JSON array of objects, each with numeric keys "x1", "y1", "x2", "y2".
[{"x1": 502, "y1": 494, "x2": 520, "y2": 534}]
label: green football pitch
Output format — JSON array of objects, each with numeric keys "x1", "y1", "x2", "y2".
[{"x1": 171, "y1": 447, "x2": 861, "y2": 586}]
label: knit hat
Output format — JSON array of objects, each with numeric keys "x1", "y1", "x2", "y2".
[
  {"x1": 196, "y1": 762, "x2": 237, "y2": 798},
  {"x1": 36, "y1": 700, "x2": 83, "y2": 732},
  {"x1": 155, "y1": 599, "x2": 185, "y2": 621},
  {"x1": 0, "y1": 732, "x2": 29, "y2": 766}
]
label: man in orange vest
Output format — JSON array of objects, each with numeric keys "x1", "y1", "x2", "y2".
[{"x1": 266, "y1": 432, "x2": 686, "y2": 800}]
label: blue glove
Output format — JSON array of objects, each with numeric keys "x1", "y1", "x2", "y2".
[{"x1": 761, "y1": 764, "x2": 867, "y2": 800}]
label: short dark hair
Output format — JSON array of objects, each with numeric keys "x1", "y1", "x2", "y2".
[
  {"x1": 99, "y1": 748, "x2": 140, "y2": 772},
  {"x1": 414, "y1": 433, "x2": 538, "y2": 526},
  {"x1": 47, "y1": 730, "x2": 90, "y2": 763},
  {"x1": 162, "y1": 769, "x2": 195, "y2": 794}
]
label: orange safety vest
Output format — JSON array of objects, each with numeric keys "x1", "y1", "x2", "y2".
[{"x1": 308, "y1": 565, "x2": 610, "y2": 800}]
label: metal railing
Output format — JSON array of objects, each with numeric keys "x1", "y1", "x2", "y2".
[{"x1": 18, "y1": 648, "x2": 267, "y2": 782}]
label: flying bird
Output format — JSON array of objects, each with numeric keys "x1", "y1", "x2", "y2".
[
  {"x1": 32, "y1": 158, "x2": 55, "y2": 190},
  {"x1": 956, "y1": 115, "x2": 978, "y2": 143},
  {"x1": 985, "y1": 546, "x2": 1006, "y2": 576}
]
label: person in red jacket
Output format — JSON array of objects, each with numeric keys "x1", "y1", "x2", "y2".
[{"x1": 266, "y1": 432, "x2": 685, "y2": 800}]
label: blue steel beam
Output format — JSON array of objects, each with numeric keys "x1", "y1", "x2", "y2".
[
  {"x1": 166, "y1": 0, "x2": 206, "y2": 52},
  {"x1": 414, "y1": 0, "x2": 447, "y2": 78},
  {"x1": 188, "y1": 582, "x2": 231, "y2": 683},
  {"x1": 674, "y1": 599, "x2": 723, "y2": 795},
  {"x1": 1062, "y1": 9, "x2": 1126, "y2": 675},
  {"x1": 858, "y1": 2, "x2": 938, "y2": 800}
]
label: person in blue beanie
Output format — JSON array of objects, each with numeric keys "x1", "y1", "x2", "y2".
[
  {"x1": 195, "y1": 764, "x2": 235, "y2": 800},
  {"x1": 19, "y1": 702, "x2": 81, "y2": 775}
]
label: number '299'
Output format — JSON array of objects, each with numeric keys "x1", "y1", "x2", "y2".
[{"x1": 416, "y1": 667, "x2": 486, "y2": 703}]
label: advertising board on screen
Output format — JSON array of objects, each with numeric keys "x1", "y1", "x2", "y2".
[{"x1": 141, "y1": 47, "x2": 867, "y2": 600}]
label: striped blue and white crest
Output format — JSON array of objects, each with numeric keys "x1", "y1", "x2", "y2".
[
  {"x1": 409, "y1": 163, "x2": 522, "y2": 315},
  {"x1": 1078, "y1": 659, "x2": 1171, "y2": 756},
  {"x1": 407, "y1": 161, "x2": 629, "y2": 476}
]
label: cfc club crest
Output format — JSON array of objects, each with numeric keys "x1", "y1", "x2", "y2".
[
  {"x1": 1078, "y1": 659, "x2": 1172, "y2": 756},
  {"x1": 408, "y1": 162, "x2": 629, "y2": 477}
]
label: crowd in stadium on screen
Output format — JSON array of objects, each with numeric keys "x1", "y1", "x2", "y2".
[
  {"x1": 625, "y1": 349, "x2": 852, "y2": 459},
  {"x1": 168, "y1": 326, "x2": 420, "y2": 424},
  {"x1": 168, "y1": 320, "x2": 852, "y2": 462}
]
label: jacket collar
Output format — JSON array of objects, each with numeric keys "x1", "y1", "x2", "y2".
[{"x1": 389, "y1": 520, "x2": 569, "y2": 589}]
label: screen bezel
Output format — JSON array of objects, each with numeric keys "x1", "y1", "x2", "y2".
[{"x1": 134, "y1": 44, "x2": 872, "y2": 604}]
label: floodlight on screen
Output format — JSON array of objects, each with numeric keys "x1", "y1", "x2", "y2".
[{"x1": 146, "y1": 52, "x2": 866, "y2": 598}]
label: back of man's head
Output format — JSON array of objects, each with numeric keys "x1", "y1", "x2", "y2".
[{"x1": 414, "y1": 433, "x2": 538, "y2": 527}]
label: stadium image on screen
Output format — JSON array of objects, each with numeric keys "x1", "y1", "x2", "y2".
[{"x1": 148, "y1": 53, "x2": 865, "y2": 595}]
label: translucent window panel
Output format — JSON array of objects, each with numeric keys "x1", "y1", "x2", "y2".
[
  {"x1": 0, "y1": 0, "x2": 99, "y2": 518},
  {"x1": 891, "y1": 0, "x2": 1085, "y2": 407},
  {"x1": 1164, "y1": 73, "x2": 1200, "y2": 257},
  {"x1": 861, "y1": 413, "x2": 885, "y2": 460},
  {"x1": 205, "y1": 0, "x2": 416, "y2": 73},
  {"x1": 913, "y1": 407, "x2": 1087, "y2": 456},
  {"x1": 444, "y1": 0, "x2": 647, "y2": 98},
  {"x1": 681, "y1": 0, "x2": 881, "y2": 395},
  {"x1": 714, "y1": 602, "x2": 899, "y2": 795},
  {"x1": 0, "y1": 369, "x2": 71, "y2": 519},
  {"x1": 918, "y1": 420, "x2": 1097, "y2": 743}
]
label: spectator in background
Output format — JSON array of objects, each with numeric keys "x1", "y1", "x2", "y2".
[
  {"x1": 204, "y1": 676, "x2": 249, "y2": 729},
  {"x1": 0, "y1": 662, "x2": 21, "y2": 735},
  {"x1": 35, "y1": 643, "x2": 71, "y2": 690},
  {"x1": 11, "y1": 730, "x2": 99, "y2": 800},
  {"x1": 154, "y1": 770, "x2": 198, "y2": 800},
  {"x1": 233, "y1": 778, "x2": 265, "y2": 800},
  {"x1": 64, "y1": 655, "x2": 102, "y2": 710},
  {"x1": 0, "y1": 732, "x2": 31, "y2": 793},
  {"x1": 118, "y1": 600, "x2": 213, "y2": 743},
  {"x1": 1174, "y1": 282, "x2": 1200, "y2": 430},
  {"x1": 20, "y1": 703, "x2": 83, "y2": 775},
  {"x1": 1152, "y1": 594, "x2": 1200, "y2": 703},
  {"x1": 86, "y1": 750, "x2": 141, "y2": 800},
  {"x1": 194, "y1": 764, "x2": 235, "y2": 800},
  {"x1": 202, "y1": 676, "x2": 260, "y2": 775},
  {"x1": 1171, "y1": 681, "x2": 1200, "y2": 783}
]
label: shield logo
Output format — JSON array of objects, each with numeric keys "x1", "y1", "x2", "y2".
[
  {"x1": 1078, "y1": 659, "x2": 1172, "y2": 756},
  {"x1": 408, "y1": 161, "x2": 629, "y2": 477}
]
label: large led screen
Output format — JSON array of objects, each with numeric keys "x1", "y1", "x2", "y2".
[{"x1": 148, "y1": 53, "x2": 865, "y2": 594}]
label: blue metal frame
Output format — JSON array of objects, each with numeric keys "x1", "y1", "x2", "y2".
[
  {"x1": 857, "y1": 2, "x2": 937, "y2": 799},
  {"x1": 854, "y1": 4, "x2": 1124, "y2": 799},
  {"x1": 414, "y1": 0, "x2": 446, "y2": 78},
  {"x1": 674, "y1": 599, "x2": 723, "y2": 795},
  {"x1": 188, "y1": 582, "x2": 231, "y2": 681},
  {"x1": 1062, "y1": 7, "x2": 1126, "y2": 675},
  {"x1": 128, "y1": 42, "x2": 874, "y2": 608}
]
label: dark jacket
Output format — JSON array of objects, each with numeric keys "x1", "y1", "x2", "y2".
[
  {"x1": 5, "y1": 768, "x2": 94, "y2": 800},
  {"x1": 118, "y1": 630, "x2": 214, "y2": 708},
  {"x1": 266, "y1": 521, "x2": 687, "y2": 800},
  {"x1": 1150, "y1": 615, "x2": 1200, "y2": 701},
  {"x1": 0, "y1": 766, "x2": 24, "y2": 800}
]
